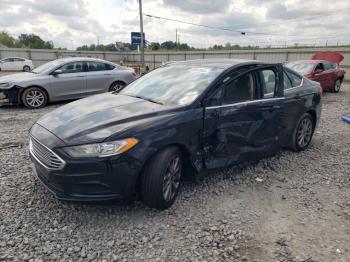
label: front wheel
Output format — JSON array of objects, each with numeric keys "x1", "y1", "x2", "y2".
[
  {"x1": 141, "y1": 147, "x2": 183, "y2": 209},
  {"x1": 21, "y1": 87, "x2": 48, "y2": 109},
  {"x1": 109, "y1": 81, "x2": 126, "y2": 92},
  {"x1": 290, "y1": 113, "x2": 314, "y2": 151},
  {"x1": 333, "y1": 79, "x2": 341, "y2": 93}
]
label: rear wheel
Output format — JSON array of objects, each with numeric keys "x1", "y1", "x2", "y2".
[
  {"x1": 333, "y1": 79, "x2": 341, "y2": 93},
  {"x1": 141, "y1": 147, "x2": 183, "y2": 209},
  {"x1": 109, "y1": 81, "x2": 126, "y2": 92},
  {"x1": 21, "y1": 87, "x2": 48, "y2": 109},
  {"x1": 290, "y1": 113, "x2": 314, "y2": 151},
  {"x1": 23, "y1": 66, "x2": 31, "y2": 72}
]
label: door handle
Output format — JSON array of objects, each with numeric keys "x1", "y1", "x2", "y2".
[
  {"x1": 260, "y1": 105, "x2": 281, "y2": 111},
  {"x1": 76, "y1": 75, "x2": 85, "y2": 78}
]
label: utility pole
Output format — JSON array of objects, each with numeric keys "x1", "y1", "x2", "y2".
[
  {"x1": 175, "y1": 29, "x2": 178, "y2": 51},
  {"x1": 139, "y1": 0, "x2": 145, "y2": 67}
]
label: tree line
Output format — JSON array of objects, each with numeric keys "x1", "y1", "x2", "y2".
[{"x1": 0, "y1": 31, "x2": 54, "y2": 49}]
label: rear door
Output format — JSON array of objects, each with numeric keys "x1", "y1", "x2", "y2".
[
  {"x1": 12, "y1": 58, "x2": 25, "y2": 71},
  {"x1": 203, "y1": 64, "x2": 284, "y2": 169},
  {"x1": 49, "y1": 61, "x2": 87, "y2": 101},
  {"x1": 313, "y1": 62, "x2": 329, "y2": 89},
  {"x1": 85, "y1": 61, "x2": 116, "y2": 95},
  {"x1": 323, "y1": 62, "x2": 337, "y2": 87}
]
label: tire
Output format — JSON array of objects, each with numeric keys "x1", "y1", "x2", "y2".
[
  {"x1": 290, "y1": 113, "x2": 315, "y2": 151},
  {"x1": 21, "y1": 87, "x2": 48, "y2": 109},
  {"x1": 141, "y1": 146, "x2": 183, "y2": 209},
  {"x1": 23, "y1": 66, "x2": 31, "y2": 72},
  {"x1": 333, "y1": 79, "x2": 341, "y2": 93},
  {"x1": 109, "y1": 81, "x2": 126, "y2": 92}
]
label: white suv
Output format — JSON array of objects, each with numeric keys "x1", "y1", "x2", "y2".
[{"x1": 0, "y1": 57, "x2": 34, "y2": 72}]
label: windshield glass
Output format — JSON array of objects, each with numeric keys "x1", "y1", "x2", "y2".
[
  {"x1": 120, "y1": 65, "x2": 222, "y2": 106},
  {"x1": 32, "y1": 60, "x2": 63, "y2": 74},
  {"x1": 285, "y1": 62, "x2": 315, "y2": 75}
]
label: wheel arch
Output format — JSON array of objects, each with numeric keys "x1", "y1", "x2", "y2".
[
  {"x1": 134, "y1": 142, "x2": 195, "y2": 193},
  {"x1": 19, "y1": 85, "x2": 50, "y2": 104},
  {"x1": 109, "y1": 80, "x2": 127, "y2": 91},
  {"x1": 306, "y1": 109, "x2": 317, "y2": 128}
]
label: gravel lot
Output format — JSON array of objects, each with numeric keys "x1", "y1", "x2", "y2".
[{"x1": 0, "y1": 83, "x2": 350, "y2": 261}]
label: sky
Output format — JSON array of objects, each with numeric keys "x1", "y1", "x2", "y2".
[{"x1": 1, "y1": 0, "x2": 350, "y2": 49}]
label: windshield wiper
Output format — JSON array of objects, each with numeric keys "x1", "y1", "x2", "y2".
[{"x1": 121, "y1": 94, "x2": 164, "y2": 105}]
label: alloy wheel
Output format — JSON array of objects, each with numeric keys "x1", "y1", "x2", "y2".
[
  {"x1": 334, "y1": 80, "x2": 341, "y2": 92},
  {"x1": 26, "y1": 90, "x2": 45, "y2": 108},
  {"x1": 163, "y1": 155, "x2": 181, "y2": 202},
  {"x1": 297, "y1": 117, "x2": 313, "y2": 148},
  {"x1": 110, "y1": 83, "x2": 125, "y2": 92}
]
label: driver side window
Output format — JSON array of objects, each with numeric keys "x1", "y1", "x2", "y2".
[
  {"x1": 59, "y1": 62, "x2": 84, "y2": 74},
  {"x1": 207, "y1": 72, "x2": 255, "y2": 106}
]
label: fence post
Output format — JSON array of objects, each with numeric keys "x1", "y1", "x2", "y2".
[
  {"x1": 285, "y1": 51, "x2": 289, "y2": 62},
  {"x1": 153, "y1": 53, "x2": 156, "y2": 68},
  {"x1": 0, "y1": 49, "x2": 2, "y2": 59},
  {"x1": 167, "y1": 53, "x2": 170, "y2": 61},
  {"x1": 253, "y1": 51, "x2": 256, "y2": 60},
  {"x1": 27, "y1": 49, "x2": 32, "y2": 60},
  {"x1": 202, "y1": 52, "x2": 205, "y2": 59},
  {"x1": 184, "y1": 52, "x2": 187, "y2": 61}
]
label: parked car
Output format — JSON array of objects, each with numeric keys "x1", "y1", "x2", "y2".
[
  {"x1": 29, "y1": 59, "x2": 322, "y2": 209},
  {"x1": 0, "y1": 57, "x2": 137, "y2": 108},
  {"x1": 0, "y1": 57, "x2": 34, "y2": 72},
  {"x1": 285, "y1": 51, "x2": 346, "y2": 93}
]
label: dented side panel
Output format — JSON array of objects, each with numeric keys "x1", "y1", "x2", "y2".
[{"x1": 203, "y1": 98, "x2": 284, "y2": 169}]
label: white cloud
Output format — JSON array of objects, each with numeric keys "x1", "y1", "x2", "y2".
[{"x1": 0, "y1": 0, "x2": 350, "y2": 49}]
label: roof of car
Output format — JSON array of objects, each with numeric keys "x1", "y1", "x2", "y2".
[
  {"x1": 169, "y1": 59, "x2": 267, "y2": 69},
  {"x1": 54, "y1": 57, "x2": 113, "y2": 63},
  {"x1": 287, "y1": 59, "x2": 331, "y2": 64}
]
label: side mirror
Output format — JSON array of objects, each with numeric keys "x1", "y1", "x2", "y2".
[{"x1": 52, "y1": 69, "x2": 63, "y2": 75}]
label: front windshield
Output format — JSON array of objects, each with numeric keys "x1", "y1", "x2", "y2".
[
  {"x1": 120, "y1": 65, "x2": 222, "y2": 106},
  {"x1": 285, "y1": 62, "x2": 314, "y2": 75},
  {"x1": 32, "y1": 60, "x2": 63, "y2": 74}
]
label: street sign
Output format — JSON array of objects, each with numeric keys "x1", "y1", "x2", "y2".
[{"x1": 131, "y1": 32, "x2": 145, "y2": 46}]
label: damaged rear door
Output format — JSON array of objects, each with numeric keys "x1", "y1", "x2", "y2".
[{"x1": 203, "y1": 64, "x2": 284, "y2": 169}]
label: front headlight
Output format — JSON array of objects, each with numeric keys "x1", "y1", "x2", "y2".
[
  {"x1": 63, "y1": 138, "x2": 138, "y2": 158},
  {"x1": 0, "y1": 82, "x2": 15, "y2": 89}
]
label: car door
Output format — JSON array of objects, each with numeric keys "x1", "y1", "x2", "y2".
[
  {"x1": 312, "y1": 62, "x2": 329, "y2": 89},
  {"x1": 323, "y1": 62, "x2": 337, "y2": 88},
  {"x1": 49, "y1": 61, "x2": 87, "y2": 101},
  {"x1": 203, "y1": 64, "x2": 284, "y2": 169},
  {"x1": 85, "y1": 61, "x2": 115, "y2": 95},
  {"x1": 12, "y1": 58, "x2": 25, "y2": 71},
  {"x1": 279, "y1": 69, "x2": 305, "y2": 144},
  {"x1": 0, "y1": 58, "x2": 14, "y2": 71}
]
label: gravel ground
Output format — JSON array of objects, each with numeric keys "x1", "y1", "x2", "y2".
[{"x1": 0, "y1": 84, "x2": 350, "y2": 261}]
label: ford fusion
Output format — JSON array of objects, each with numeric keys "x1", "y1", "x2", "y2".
[{"x1": 29, "y1": 59, "x2": 322, "y2": 209}]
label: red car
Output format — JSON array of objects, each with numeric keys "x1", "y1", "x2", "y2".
[{"x1": 285, "y1": 51, "x2": 346, "y2": 92}]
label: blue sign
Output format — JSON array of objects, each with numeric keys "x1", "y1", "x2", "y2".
[{"x1": 131, "y1": 32, "x2": 145, "y2": 46}]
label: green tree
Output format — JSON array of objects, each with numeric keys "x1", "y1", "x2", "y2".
[
  {"x1": 0, "y1": 31, "x2": 15, "y2": 47},
  {"x1": 17, "y1": 34, "x2": 54, "y2": 49}
]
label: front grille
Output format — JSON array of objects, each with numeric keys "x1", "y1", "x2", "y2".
[{"x1": 29, "y1": 137, "x2": 65, "y2": 170}]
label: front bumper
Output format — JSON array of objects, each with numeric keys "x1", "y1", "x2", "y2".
[
  {"x1": 0, "y1": 87, "x2": 20, "y2": 106},
  {"x1": 30, "y1": 151, "x2": 142, "y2": 201},
  {"x1": 29, "y1": 124, "x2": 143, "y2": 201}
]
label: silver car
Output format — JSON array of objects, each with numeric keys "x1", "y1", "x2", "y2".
[{"x1": 0, "y1": 57, "x2": 137, "y2": 108}]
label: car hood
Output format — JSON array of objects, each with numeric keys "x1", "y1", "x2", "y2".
[
  {"x1": 311, "y1": 51, "x2": 344, "y2": 64},
  {"x1": 36, "y1": 93, "x2": 171, "y2": 144},
  {"x1": 0, "y1": 72, "x2": 38, "y2": 84}
]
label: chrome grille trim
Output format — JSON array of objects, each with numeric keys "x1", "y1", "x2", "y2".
[{"x1": 29, "y1": 136, "x2": 66, "y2": 170}]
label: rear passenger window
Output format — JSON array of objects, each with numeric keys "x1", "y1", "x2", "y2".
[
  {"x1": 283, "y1": 72, "x2": 293, "y2": 90},
  {"x1": 88, "y1": 62, "x2": 115, "y2": 71},
  {"x1": 285, "y1": 71, "x2": 302, "y2": 87},
  {"x1": 260, "y1": 69, "x2": 276, "y2": 95}
]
